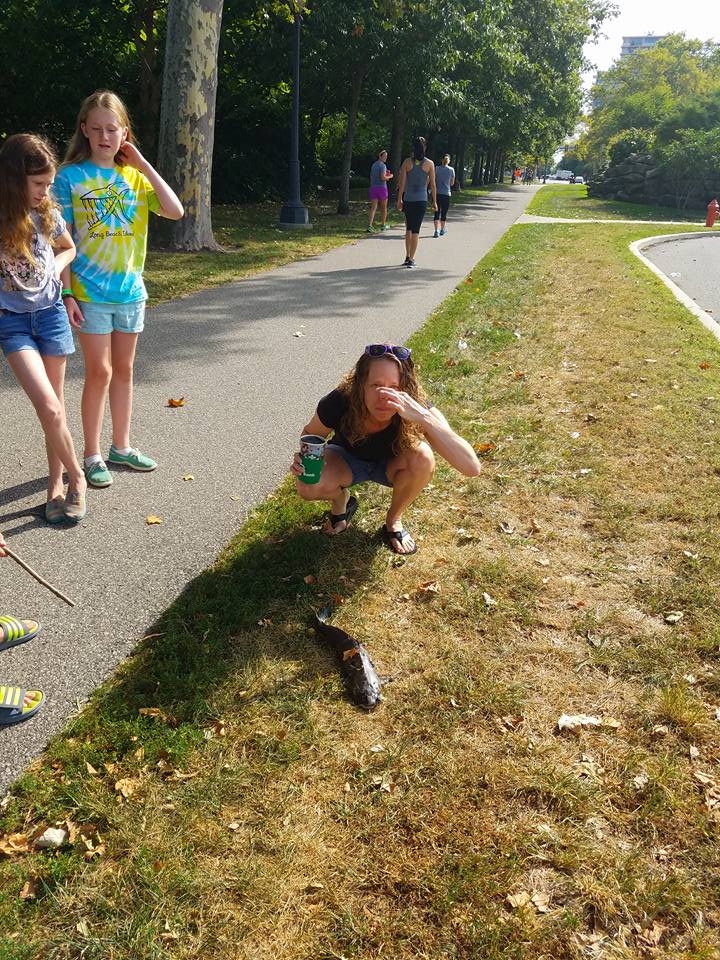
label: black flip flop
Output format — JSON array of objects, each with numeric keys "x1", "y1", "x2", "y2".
[
  {"x1": 380, "y1": 524, "x2": 418, "y2": 555},
  {"x1": 325, "y1": 495, "x2": 359, "y2": 533}
]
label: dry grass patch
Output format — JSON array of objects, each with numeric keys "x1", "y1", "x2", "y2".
[{"x1": 3, "y1": 222, "x2": 720, "y2": 958}]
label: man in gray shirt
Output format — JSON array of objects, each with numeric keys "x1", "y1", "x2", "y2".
[{"x1": 433, "y1": 154, "x2": 456, "y2": 237}]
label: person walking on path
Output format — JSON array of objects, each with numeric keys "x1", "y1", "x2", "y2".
[
  {"x1": 0, "y1": 134, "x2": 87, "y2": 523},
  {"x1": 395, "y1": 137, "x2": 437, "y2": 269},
  {"x1": 54, "y1": 90, "x2": 183, "y2": 490},
  {"x1": 0, "y1": 531, "x2": 44, "y2": 725},
  {"x1": 433, "y1": 154, "x2": 456, "y2": 237},
  {"x1": 291, "y1": 343, "x2": 481, "y2": 555},
  {"x1": 367, "y1": 149, "x2": 393, "y2": 233}
]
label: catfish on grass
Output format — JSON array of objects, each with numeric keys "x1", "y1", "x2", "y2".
[{"x1": 312, "y1": 607, "x2": 386, "y2": 711}]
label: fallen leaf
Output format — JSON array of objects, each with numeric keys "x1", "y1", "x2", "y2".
[
  {"x1": 139, "y1": 707, "x2": 167, "y2": 720},
  {"x1": 507, "y1": 891, "x2": 532, "y2": 909},
  {"x1": 664, "y1": 610, "x2": 684, "y2": 624},
  {"x1": 500, "y1": 715, "x2": 524, "y2": 731},
  {"x1": 445, "y1": 358, "x2": 457, "y2": 367},
  {"x1": 475, "y1": 442, "x2": 496, "y2": 454},
  {"x1": 20, "y1": 877, "x2": 40, "y2": 900},
  {"x1": 167, "y1": 397, "x2": 185, "y2": 407},
  {"x1": 293, "y1": 331, "x2": 305, "y2": 337},
  {"x1": 0, "y1": 833, "x2": 30, "y2": 857},
  {"x1": 227, "y1": 821, "x2": 240, "y2": 832},
  {"x1": 303, "y1": 574, "x2": 317, "y2": 585},
  {"x1": 417, "y1": 580, "x2": 440, "y2": 594},
  {"x1": 85, "y1": 761, "x2": 98, "y2": 775},
  {"x1": 114, "y1": 778, "x2": 140, "y2": 799},
  {"x1": 146, "y1": 515, "x2": 163, "y2": 525},
  {"x1": 513, "y1": 370, "x2": 526, "y2": 380},
  {"x1": 531, "y1": 892, "x2": 550, "y2": 913},
  {"x1": 690, "y1": 745, "x2": 700, "y2": 760},
  {"x1": 183, "y1": 474, "x2": 194, "y2": 482},
  {"x1": 482, "y1": 592, "x2": 497, "y2": 607},
  {"x1": 699, "y1": 361, "x2": 711, "y2": 370},
  {"x1": 305, "y1": 882, "x2": 325, "y2": 893},
  {"x1": 499, "y1": 521, "x2": 515, "y2": 535},
  {"x1": 76, "y1": 920, "x2": 91, "y2": 938}
]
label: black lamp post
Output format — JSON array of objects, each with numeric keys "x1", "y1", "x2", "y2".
[{"x1": 279, "y1": 0, "x2": 311, "y2": 229}]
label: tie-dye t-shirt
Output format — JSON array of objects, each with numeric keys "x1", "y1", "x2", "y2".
[{"x1": 53, "y1": 161, "x2": 160, "y2": 304}]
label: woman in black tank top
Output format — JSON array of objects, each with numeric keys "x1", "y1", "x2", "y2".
[{"x1": 395, "y1": 137, "x2": 437, "y2": 269}]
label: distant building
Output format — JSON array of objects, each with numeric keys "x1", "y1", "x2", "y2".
[{"x1": 621, "y1": 35, "x2": 667, "y2": 58}]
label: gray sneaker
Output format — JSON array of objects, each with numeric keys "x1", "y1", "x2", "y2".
[{"x1": 85, "y1": 459, "x2": 112, "y2": 488}]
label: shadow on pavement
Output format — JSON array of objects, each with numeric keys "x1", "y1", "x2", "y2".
[{"x1": 70, "y1": 503, "x2": 384, "y2": 732}]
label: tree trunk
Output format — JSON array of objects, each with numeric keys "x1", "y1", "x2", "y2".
[
  {"x1": 337, "y1": 64, "x2": 366, "y2": 215},
  {"x1": 453, "y1": 136, "x2": 464, "y2": 189},
  {"x1": 155, "y1": 0, "x2": 224, "y2": 250},
  {"x1": 471, "y1": 145, "x2": 481, "y2": 186},
  {"x1": 483, "y1": 147, "x2": 493, "y2": 184},
  {"x1": 135, "y1": 0, "x2": 162, "y2": 161},
  {"x1": 498, "y1": 152, "x2": 505, "y2": 183},
  {"x1": 388, "y1": 96, "x2": 405, "y2": 197}
]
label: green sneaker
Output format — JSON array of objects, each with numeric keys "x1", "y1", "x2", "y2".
[
  {"x1": 381, "y1": 223, "x2": 390, "y2": 231},
  {"x1": 366, "y1": 225, "x2": 375, "y2": 233},
  {"x1": 108, "y1": 446, "x2": 157, "y2": 472},
  {"x1": 85, "y1": 459, "x2": 112, "y2": 488}
]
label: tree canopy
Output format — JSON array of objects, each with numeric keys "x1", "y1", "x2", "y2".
[{"x1": 0, "y1": 0, "x2": 611, "y2": 209}]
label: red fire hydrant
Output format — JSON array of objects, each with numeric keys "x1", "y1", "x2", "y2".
[{"x1": 706, "y1": 198, "x2": 719, "y2": 228}]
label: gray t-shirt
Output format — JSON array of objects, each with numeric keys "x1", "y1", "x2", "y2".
[
  {"x1": 0, "y1": 208, "x2": 64, "y2": 313},
  {"x1": 435, "y1": 164, "x2": 455, "y2": 196},
  {"x1": 370, "y1": 160, "x2": 388, "y2": 187}
]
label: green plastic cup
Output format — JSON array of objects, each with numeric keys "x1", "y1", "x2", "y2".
[{"x1": 299, "y1": 434, "x2": 326, "y2": 484}]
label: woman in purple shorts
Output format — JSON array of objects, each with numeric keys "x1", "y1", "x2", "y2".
[{"x1": 367, "y1": 149, "x2": 393, "y2": 233}]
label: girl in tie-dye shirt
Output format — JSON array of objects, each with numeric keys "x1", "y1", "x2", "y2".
[{"x1": 54, "y1": 90, "x2": 183, "y2": 489}]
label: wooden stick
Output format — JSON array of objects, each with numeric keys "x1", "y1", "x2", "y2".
[{"x1": 4, "y1": 547, "x2": 76, "y2": 607}]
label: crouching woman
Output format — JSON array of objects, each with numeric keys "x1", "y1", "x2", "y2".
[{"x1": 291, "y1": 344, "x2": 481, "y2": 554}]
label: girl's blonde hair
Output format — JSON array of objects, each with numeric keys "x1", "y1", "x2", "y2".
[
  {"x1": 0, "y1": 133, "x2": 58, "y2": 262},
  {"x1": 63, "y1": 90, "x2": 135, "y2": 166}
]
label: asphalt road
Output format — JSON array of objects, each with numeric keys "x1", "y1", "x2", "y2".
[
  {"x1": 644, "y1": 234, "x2": 720, "y2": 320},
  {"x1": 0, "y1": 184, "x2": 539, "y2": 791}
]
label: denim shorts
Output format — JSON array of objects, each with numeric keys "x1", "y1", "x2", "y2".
[
  {"x1": 0, "y1": 300, "x2": 75, "y2": 358},
  {"x1": 78, "y1": 300, "x2": 146, "y2": 335},
  {"x1": 327, "y1": 443, "x2": 392, "y2": 487}
]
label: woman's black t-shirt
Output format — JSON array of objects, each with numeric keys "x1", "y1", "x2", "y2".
[{"x1": 317, "y1": 389, "x2": 399, "y2": 462}]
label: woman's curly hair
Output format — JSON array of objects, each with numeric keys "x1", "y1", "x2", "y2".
[
  {"x1": 0, "y1": 134, "x2": 58, "y2": 263},
  {"x1": 337, "y1": 352, "x2": 427, "y2": 455}
]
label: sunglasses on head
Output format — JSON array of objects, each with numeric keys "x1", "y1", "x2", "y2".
[{"x1": 365, "y1": 344, "x2": 412, "y2": 361}]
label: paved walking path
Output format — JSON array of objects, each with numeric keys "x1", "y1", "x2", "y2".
[
  {"x1": 518, "y1": 213, "x2": 707, "y2": 226},
  {"x1": 0, "y1": 184, "x2": 540, "y2": 790}
]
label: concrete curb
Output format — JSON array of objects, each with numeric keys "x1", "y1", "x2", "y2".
[{"x1": 629, "y1": 231, "x2": 720, "y2": 342}]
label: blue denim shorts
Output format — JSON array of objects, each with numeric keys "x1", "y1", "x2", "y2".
[
  {"x1": 78, "y1": 300, "x2": 146, "y2": 335},
  {"x1": 0, "y1": 300, "x2": 75, "y2": 358},
  {"x1": 327, "y1": 443, "x2": 392, "y2": 487}
]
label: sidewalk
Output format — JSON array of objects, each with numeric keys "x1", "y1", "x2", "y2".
[{"x1": 0, "y1": 184, "x2": 540, "y2": 790}]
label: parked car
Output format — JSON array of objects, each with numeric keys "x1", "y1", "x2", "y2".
[{"x1": 574, "y1": 176, "x2": 584, "y2": 185}]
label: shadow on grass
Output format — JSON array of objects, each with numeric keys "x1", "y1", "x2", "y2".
[{"x1": 8, "y1": 494, "x2": 386, "y2": 801}]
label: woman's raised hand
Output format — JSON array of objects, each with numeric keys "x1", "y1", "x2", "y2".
[{"x1": 376, "y1": 388, "x2": 427, "y2": 423}]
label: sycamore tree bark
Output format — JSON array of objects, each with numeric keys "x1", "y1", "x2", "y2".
[{"x1": 156, "y1": 0, "x2": 224, "y2": 250}]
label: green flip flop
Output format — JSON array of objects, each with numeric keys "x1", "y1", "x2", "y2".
[
  {"x1": 0, "y1": 686, "x2": 44, "y2": 726},
  {"x1": 0, "y1": 616, "x2": 41, "y2": 652}
]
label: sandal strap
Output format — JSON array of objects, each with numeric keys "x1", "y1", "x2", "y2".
[
  {"x1": 0, "y1": 616, "x2": 26, "y2": 643},
  {"x1": 0, "y1": 686, "x2": 25, "y2": 710}
]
